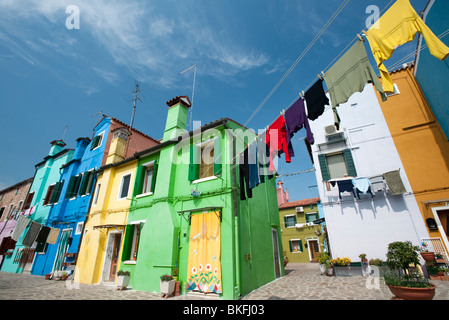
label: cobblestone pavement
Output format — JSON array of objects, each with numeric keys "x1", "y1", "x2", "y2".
[{"x1": 1, "y1": 263, "x2": 448, "y2": 300}]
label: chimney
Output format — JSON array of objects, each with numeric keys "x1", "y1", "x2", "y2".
[
  {"x1": 73, "y1": 137, "x2": 91, "y2": 159},
  {"x1": 162, "y1": 96, "x2": 191, "y2": 142},
  {"x1": 277, "y1": 181, "x2": 288, "y2": 206},
  {"x1": 49, "y1": 140, "x2": 66, "y2": 156},
  {"x1": 106, "y1": 127, "x2": 130, "y2": 165}
]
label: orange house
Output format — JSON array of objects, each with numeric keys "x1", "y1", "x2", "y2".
[{"x1": 375, "y1": 64, "x2": 449, "y2": 257}]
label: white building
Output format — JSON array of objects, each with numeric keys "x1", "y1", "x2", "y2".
[{"x1": 308, "y1": 83, "x2": 429, "y2": 261}]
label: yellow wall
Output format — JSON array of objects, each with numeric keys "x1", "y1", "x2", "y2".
[
  {"x1": 75, "y1": 160, "x2": 137, "y2": 284},
  {"x1": 376, "y1": 67, "x2": 449, "y2": 253}
]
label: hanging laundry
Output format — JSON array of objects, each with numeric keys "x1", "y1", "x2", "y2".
[
  {"x1": 248, "y1": 141, "x2": 259, "y2": 189},
  {"x1": 305, "y1": 79, "x2": 329, "y2": 121},
  {"x1": 0, "y1": 236, "x2": 16, "y2": 255},
  {"x1": 383, "y1": 170, "x2": 406, "y2": 195},
  {"x1": 239, "y1": 147, "x2": 253, "y2": 201},
  {"x1": 46, "y1": 227, "x2": 61, "y2": 245},
  {"x1": 265, "y1": 115, "x2": 291, "y2": 171},
  {"x1": 257, "y1": 131, "x2": 274, "y2": 183},
  {"x1": 324, "y1": 39, "x2": 387, "y2": 110},
  {"x1": 336, "y1": 179, "x2": 357, "y2": 200},
  {"x1": 365, "y1": 0, "x2": 449, "y2": 93},
  {"x1": 352, "y1": 177, "x2": 374, "y2": 199},
  {"x1": 284, "y1": 98, "x2": 315, "y2": 158},
  {"x1": 369, "y1": 175, "x2": 385, "y2": 193},
  {"x1": 10, "y1": 215, "x2": 30, "y2": 241},
  {"x1": 35, "y1": 226, "x2": 51, "y2": 244},
  {"x1": 22, "y1": 221, "x2": 41, "y2": 247}
]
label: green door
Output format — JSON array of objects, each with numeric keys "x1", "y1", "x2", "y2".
[{"x1": 53, "y1": 229, "x2": 71, "y2": 271}]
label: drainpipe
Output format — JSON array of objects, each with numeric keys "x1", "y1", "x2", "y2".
[{"x1": 224, "y1": 123, "x2": 241, "y2": 300}]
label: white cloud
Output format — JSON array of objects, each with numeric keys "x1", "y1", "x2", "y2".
[{"x1": 0, "y1": 0, "x2": 270, "y2": 88}]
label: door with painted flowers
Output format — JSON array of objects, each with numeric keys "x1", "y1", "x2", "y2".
[{"x1": 186, "y1": 211, "x2": 222, "y2": 295}]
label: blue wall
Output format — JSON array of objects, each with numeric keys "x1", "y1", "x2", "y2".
[
  {"x1": 415, "y1": 0, "x2": 449, "y2": 139},
  {"x1": 31, "y1": 118, "x2": 111, "y2": 276}
]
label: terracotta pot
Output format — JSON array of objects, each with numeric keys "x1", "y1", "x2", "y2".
[
  {"x1": 420, "y1": 252, "x2": 435, "y2": 262},
  {"x1": 387, "y1": 284, "x2": 436, "y2": 300}
]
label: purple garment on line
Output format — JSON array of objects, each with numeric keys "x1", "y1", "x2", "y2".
[{"x1": 284, "y1": 98, "x2": 315, "y2": 157}]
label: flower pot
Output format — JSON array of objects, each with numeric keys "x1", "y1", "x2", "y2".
[
  {"x1": 387, "y1": 284, "x2": 436, "y2": 300},
  {"x1": 160, "y1": 279, "x2": 176, "y2": 296},
  {"x1": 420, "y1": 252, "x2": 435, "y2": 262},
  {"x1": 117, "y1": 275, "x2": 130, "y2": 289},
  {"x1": 334, "y1": 265, "x2": 351, "y2": 277},
  {"x1": 326, "y1": 267, "x2": 334, "y2": 276}
]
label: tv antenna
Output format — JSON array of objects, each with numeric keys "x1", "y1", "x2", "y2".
[
  {"x1": 179, "y1": 64, "x2": 197, "y2": 131},
  {"x1": 61, "y1": 125, "x2": 68, "y2": 141},
  {"x1": 130, "y1": 80, "x2": 142, "y2": 129}
]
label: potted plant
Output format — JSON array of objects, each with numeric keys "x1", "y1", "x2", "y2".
[
  {"x1": 317, "y1": 252, "x2": 330, "y2": 275},
  {"x1": 160, "y1": 274, "x2": 176, "y2": 298},
  {"x1": 116, "y1": 270, "x2": 131, "y2": 290},
  {"x1": 419, "y1": 242, "x2": 435, "y2": 262},
  {"x1": 384, "y1": 241, "x2": 436, "y2": 300},
  {"x1": 359, "y1": 254, "x2": 369, "y2": 276},
  {"x1": 283, "y1": 251, "x2": 289, "y2": 268},
  {"x1": 330, "y1": 257, "x2": 351, "y2": 276}
]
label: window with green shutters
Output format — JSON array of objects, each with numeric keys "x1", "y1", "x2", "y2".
[
  {"x1": 284, "y1": 215, "x2": 297, "y2": 228},
  {"x1": 49, "y1": 181, "x2": 64, "y2": 204},
  {"x1": 90, "y1": 132, "x2": 104, "y2": 150},
  {"x1": 305, "y1": 212, "x2": 319, "y2": 223},
  {"x1": 318, "y1": 148, "x2": 357, "y2": 181},
  {"x1": 188, "y1": 138, "x2": 222, "y2": 181},
  {"x1": 289, "y1": 239, "x2": 303, "y2": 253},
  {"x1": 78, "y1": 171, "x2": 94, "y2": 196},
  {"x1": 65, "y1": 174, "x2": 82, "y2": 199}
]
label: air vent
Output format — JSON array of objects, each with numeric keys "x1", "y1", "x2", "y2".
[{"x1": 295, "y1": 206, "x2": 304, "y2": 213}]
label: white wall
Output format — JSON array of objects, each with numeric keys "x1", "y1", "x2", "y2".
[{"x1": 309, "y1": 84, "x2": 429, "y2": 261}]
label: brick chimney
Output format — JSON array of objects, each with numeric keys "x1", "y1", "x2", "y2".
[
  {"x1": 277, "y1": 181, "x2": 289, "y2": 206},
  {"x1": 106, "y1": 127, "x2": 130, "y2": 165}
]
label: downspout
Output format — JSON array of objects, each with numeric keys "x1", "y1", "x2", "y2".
[{"x1": 224, "y1": 123, "x2": 241, "y2": 300}]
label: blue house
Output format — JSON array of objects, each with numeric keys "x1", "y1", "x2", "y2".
[
  {"x1": 30, "y1": 115, "x2": 160, "y2": 276},
  {"x1": 0, "y1": 140, "x2": 74, "y2": 274},
  {"x1": 414, "y1": 0, "x2": 449, "y2": 139},
  {"x1": 31, "y1": 118, "x2": 111, "y2": 276}
]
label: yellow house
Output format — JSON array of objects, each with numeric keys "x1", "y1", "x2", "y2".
[
  {"x1": 375, "y1": 64, "x2": 449, "y2": 256},
  {"x1": 75, "y1": 128, "x2": 139, "y2": 285}
]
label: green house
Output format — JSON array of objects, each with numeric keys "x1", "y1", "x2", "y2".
[{"x1": 119, "y1": 96, "x2": 283, "y2": 299}]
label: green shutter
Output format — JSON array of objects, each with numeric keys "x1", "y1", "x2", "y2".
[
  {"x1": 78, "y1": 172, "x2": 90, "y2": 195},
  {"x1": 50, "y1": 182, "x2": 62, "y2": 204},
  {"x1": 318, "y1": 154, "x2": 331, "y2": 181},
  {"x1": 150, "y1": 160, "x2": 158, "y2": 193},
  {"x1": 289, "y1": 240, "x2": 293, "y2": 253},
  {"x1": 65, "y1": 176, "x2": 76, "y2": 198},
  {"x1": 214, "y1": 137, "x2": 222, "y2": 176},
  {"x1": 188, "y1": 144, "x2": 199, "y2": 181},
  {"x1": 90, "y1": 135, "x2": 100, "y2": 150},
  {"x1": 343, "y1": 149, "x2": 357, "y2": 177},
  {"x1": 299, "y1": 240, "x2": 303, "y2": 252}
]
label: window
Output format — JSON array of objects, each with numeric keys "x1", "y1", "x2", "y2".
[
  {"x1": 139, "y1": 160, "x2": 158, "y2": 196},
  {"x1": 306, "y1": 212, "x2": 319, "y2": 223},
  {"x1": 90, "y1": 132, "x2": 104, "y2": 150},
  {"x1": 23, "y1": 192, "x2": 34, "y2": 210},
  {"x1": 318, "y1": 148, "x2": 357, "y2": 181},
  {"x1": 129, "y1": 222, "x2": 144, "y2": 261},
  {"x1": 118, "y1": 173, "x2": 132, "y2": 200},
  {"x1": 385, "y1": 83, "x2": 400, "y2": 97},
  {"x1": 188, "y1": 138, "x2": 222, "y2": 182},
  {"x1": 75, "y1": 222, "x2": 84, "y2": 235},
  {"x1": 93, "y1": 183, "x2": 101, "y2": 205},
  {"x1": 65, "y1": 175, "x2": 82, "y2": 199},
  {"x1": 284, "y1": 214, "x2": 297, "y2": 228},
  {"x1": 0, "y1": 207, "x2": 5, "y2": 220},
  {"x1": 289, "y1": 239, "x2": 303, "y2": 253},
  {"x1": 78, "y1": 171, "x2": 94, "y2": 196},
  {"x1": 43, "y1": 185, "x2": 55, "y2": 205}
]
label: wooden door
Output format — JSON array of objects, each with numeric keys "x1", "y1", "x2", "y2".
[
  {"x1": 309, "y1": 240, "x2": 320, "y2": 262},
  {"x1": 272, "y1": 229, "x2": 281, "y2": 278},
  {"x1": 437, "y1": 209, "x2": 449, "y2": 237},
  {"x1": 109, "y1": 233, "x2": 121, "y2": 281}
]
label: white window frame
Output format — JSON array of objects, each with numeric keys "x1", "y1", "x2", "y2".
[
  {"x1": 290, "y1": 239, "x2": 303, "y2": 253},
  {"x1": 75, "y1": 222, "x2": 84, "y2": 235},
  {"x1": 91, "y1": 131, "x2": 105, "y2": 151},
  {"x1": 117, "y1": 172, "x2": 133, "y2": 201},
  {"x1": 192, "y1": 139, "x2": 218, "y2": 184},
  {"x1": 305, "y1": 212, "x2": 319, "y2": 223},
  {"x1": 284, "y1": 214, "x2": 297, "y2": 228},
  {"x1": 326, "y1": 151, "x2": 349, "y2": 180},
  {"x1": 385, "y1": 83, "x2": 400, "y2": 97},
  {"x1": 136, "y1": 161, "x2": 155, "y2": 198},
  {"x1": 93, "y1": 182, "x2": 101, "y2": 206},
  {"x1": 124, "y1": 220, "x2": 145, "y2": 265}
]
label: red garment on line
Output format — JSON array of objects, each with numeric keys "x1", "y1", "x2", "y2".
[{"x1": 265, "y1": 115, "x2": 291, "y2": 171}]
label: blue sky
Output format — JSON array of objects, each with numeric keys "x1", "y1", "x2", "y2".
[{"x1": 0, "y1": 0, "x2": 429, "y2": 200}]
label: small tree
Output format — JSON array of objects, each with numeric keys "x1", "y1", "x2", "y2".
[{"x1": 386, "y1": 241, "x2": 420, "y2": 275}]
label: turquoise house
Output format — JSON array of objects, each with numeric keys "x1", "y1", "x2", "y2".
[{"x1": 0, "y1": 140, "x2": 74, "y2": 273}]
